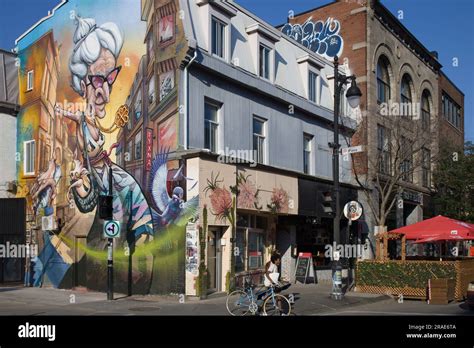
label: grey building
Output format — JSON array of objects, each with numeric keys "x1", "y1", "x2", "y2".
[
  {"x1": 178, "y1": 0, "x2": 360, "y2": 294},
  {"x1": 0, "y1": 49, "x2": 19, "y2": 198}
]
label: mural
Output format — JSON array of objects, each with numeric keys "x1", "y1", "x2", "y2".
[
  {"x1": 281, "y1": 17, "x2": 343, "y2": 59},
  {"x1": 16, "y1": 0, "x2": 194, "y2": 294}
]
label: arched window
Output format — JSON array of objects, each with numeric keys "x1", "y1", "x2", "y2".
[
  {"x1": 376, "y1": 55, "x2": 390, "y2": 103},
  {"x1": 400, "y1": 74, "x2": 413, "y2": 104},
  {"x1": 421, "y1": 90, "x2": 431, "y2": 130},
  {"x1": 400, "y1": 74, "x2": 413, "y2": 117}
]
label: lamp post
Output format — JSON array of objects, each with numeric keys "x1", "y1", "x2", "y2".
[{"x1": 331, "y1": 56, "x2": 362, "y2": 244}]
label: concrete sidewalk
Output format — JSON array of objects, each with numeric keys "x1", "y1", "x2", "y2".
[{"x1": 0, "y1": 283, "x2": 391, "y2": 316}]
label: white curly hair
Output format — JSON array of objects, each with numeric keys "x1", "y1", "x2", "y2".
[{"x1": 69, "y1": 16, "x2": 123, "y2": 96}]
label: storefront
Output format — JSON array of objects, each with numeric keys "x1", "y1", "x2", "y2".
[
  {"x1": 278, "y1": 178, "x2": 359, "y2": 281},
  {"x1": 184, "y1": 155, "x2": 299, "y2": 295}
]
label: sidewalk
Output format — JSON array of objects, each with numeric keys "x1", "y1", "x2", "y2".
[{"x1": 0, "y1": 283, "x2": 391, "y2": 316}]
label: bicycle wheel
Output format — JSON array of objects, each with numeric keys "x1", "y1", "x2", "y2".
[
  {"x1": 226, "y1": 290, "x2": 252, "y2": 316},
  {"x1": 262, "y1": 294, "x2": 291, "y2": 316}
]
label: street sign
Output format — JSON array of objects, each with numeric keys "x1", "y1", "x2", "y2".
[
  {"x1": 341, "y1": 145, "x2": 364, "y2": 156},
  {"x1": 103, "y1": 220, "x2": 121, "y2": 238},
  {"x1": 343, "y1": 201, "x2": 363, "y2": 221},
  {"x1": 294, "y1": 252, "x2": 316, "y2": 284}
]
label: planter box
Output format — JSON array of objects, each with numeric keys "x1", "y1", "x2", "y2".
[{"x1": 428, "y1": 278, "x2": 455, "y2": 305}]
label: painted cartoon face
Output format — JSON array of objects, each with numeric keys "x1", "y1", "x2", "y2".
[{"x1": 83, "y1": 48, "x2": 119, "y2": 119}]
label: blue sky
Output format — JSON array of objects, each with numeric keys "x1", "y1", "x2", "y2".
[{"x1": 0, "y1": 0, "x2": 472, "y2": 142}]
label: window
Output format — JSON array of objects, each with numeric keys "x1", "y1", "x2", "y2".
[
  {"x1": 147, "y1": 32, "x2": 154, "y2": 61},
  {"x1": 159, "y1": 14, "x2": 175, "y2": 43},
  {"x1": 148, "y1": 75, "x2": 156, "y2": 105},
  {"x1": 253, "y1": 117, "x2": 266, "y2": 164},
  {"x1": 422, "y1": 147, "x2": 431, "y2": 188},
  {"x1": 27, "y1": 70, "x2": 34, "y2": 91},
  {"x1": 376, "y1": 56, "x2": 390, "y2": 103},
  {"x1": 400, "y1": 137, "x2": 413, "y2": 182},
  {"x1": 303, "y1": 134, "x2": 313, "y2": 175},
  {"x1": 134, "y1": 89, "x2": 142, "y2": 120},
  {"x1": 204, "y1": 101, "x2": 219, "y2": 152},
  {"x1": 159, "y1": 71, "x2": 174, "y2": 101},
  {"x1": 400, "y1": 74, "x2": 413, "y2": 117},
  {"x1": 377, "y1": 125, "x2": 391, "y2": 175},
  {"x1": 421, "y1": 90, "x2": 430, "y2": 131},
  {"x1": 442, "y1": 92, "x2": 462, "y2": 130},
  {"x1": 134, "y1": 131, "x2": 142, "y2": 160},
  {"x1": 211, "y1": 16, "x2": 226, "y2": 58},
  {"x1": 24, "y1": 140, "x2": 35, "y2": 175},
  {"x1": 235, "y1": 214, "x2": 266, "y2": 273},
  {"x1": 248, "y1": 231, "x2": 264, "y2": 269},
  {"x1": 308, "y1": 71, "x2": 319, "y2": 103},
  {"x1": 127, "y1": 140, "x2": 133, "y2": 161},
  {"x1": 259, "y1": 44, "x2": 271, "y2": 80}
]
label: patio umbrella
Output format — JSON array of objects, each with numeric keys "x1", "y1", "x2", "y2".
[{"x1": 390, "y1": 215, "x2": 474, "y2": 241}]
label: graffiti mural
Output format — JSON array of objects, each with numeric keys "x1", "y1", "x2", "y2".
[
  {"x1": 16, "y1": 0, "x2": 194, "y2": 294},
  {"x1": 281, "y1": 17, "x2": 343, "y2": 59}
]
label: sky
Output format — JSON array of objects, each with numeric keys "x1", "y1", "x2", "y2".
[{"x1": 0, "y1": 0, "x2": 473, "y2": 142}]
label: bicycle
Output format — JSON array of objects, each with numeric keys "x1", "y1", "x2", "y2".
[{"x1": 226, "y1": 276, "x2": 292, "y2": 316}]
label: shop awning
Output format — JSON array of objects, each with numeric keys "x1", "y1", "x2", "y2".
[{"x1": 390, "y1": 215, "x2": 474, "y2": 242}]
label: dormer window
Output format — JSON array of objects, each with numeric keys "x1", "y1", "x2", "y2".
[
  {"x1": 297, "y1": 54, "x2": 326, "y2": 105},
  {"x1": 197, "y1": 0, "x2": 236, "y2": 62},
  {"x1": 246, "y1": 23, "x2": 280, "y2": 82}
]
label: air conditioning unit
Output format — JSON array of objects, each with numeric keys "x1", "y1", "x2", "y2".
[{"x1": 41, "y1": 216, "x2": 57, "y2": 231}]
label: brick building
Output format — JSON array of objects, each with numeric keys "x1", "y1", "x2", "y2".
[{"x1": 286, "y1": 0, "x2": 464, "y2": 257}]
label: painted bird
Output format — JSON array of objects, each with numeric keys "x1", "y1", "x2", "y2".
[{"x1": 148, "y1": 149, "x2": 199, "y2": 230}]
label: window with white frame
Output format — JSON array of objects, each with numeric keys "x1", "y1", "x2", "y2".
[
  {"x1": 308, "y1": 70, "x2": 319, "y2": 103},
  {"x1": 27, "y1": 70, "x2": 34, "y2": 91},
  {"x1": 204, "y1": 100, "x2": 220, "y2": 152},
  {"x1": 211, "y1": 16, "x2": 226, "y2": 59},
  {"x1": 259, "y1": 44, "x2": 271, "y2": 80},
  {"x1": 303, "y1": 134, "x2": 313, "y2": 175},
  {"x1": 253, "y1": 117, "x2": 266, "y2": 164},
  {"x1": 24, "y1": 140, "x2": 35, "y2": 175}
]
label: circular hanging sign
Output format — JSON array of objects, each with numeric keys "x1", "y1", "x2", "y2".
[{"x1": 343, "y1": 201, "x2": 363, "y2": 221}]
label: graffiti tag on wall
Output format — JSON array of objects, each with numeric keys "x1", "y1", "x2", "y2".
[{"x1": 281, "y1": 17, "x2": 343, "y2": 59}]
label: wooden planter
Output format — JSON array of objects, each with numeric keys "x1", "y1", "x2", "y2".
[{"x1": 428, "y1": 278, "x2": 455, "y2": 304}]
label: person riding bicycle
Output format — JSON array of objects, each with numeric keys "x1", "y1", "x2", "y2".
[{"x1": 264, "y1": 253, "x2": 282, "y2": 290}]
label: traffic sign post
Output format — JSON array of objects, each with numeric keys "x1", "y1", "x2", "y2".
[
  {"x1": 102, "y1": 167, "x2": 115, "y2": 301},
  {"x1": 343, "y1": 201, "x2": 363, "y2": 292}
]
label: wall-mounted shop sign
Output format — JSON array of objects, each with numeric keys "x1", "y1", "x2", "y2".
[
  {"x1": 402, "y1": 190, "x2": 423, "y2": 204},
  {"x1": 281, "y1": 17, "x2": 344, "y2": 59}
]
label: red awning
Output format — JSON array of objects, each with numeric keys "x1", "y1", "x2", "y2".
[{"x1": 390, "y1": 215, "x2": 474, "y2": 242}]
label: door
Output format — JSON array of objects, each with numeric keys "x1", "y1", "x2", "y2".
[
  {"x1": 207, "y1": 227, "x2": 223, "y2": 293},
  {"x1": 0, "y1": 198, "x2": 26, "y2": 283}
]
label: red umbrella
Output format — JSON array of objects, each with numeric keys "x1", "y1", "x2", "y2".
[{"x1": 390, "y1": 215, "x2": 474, "y2": 241}]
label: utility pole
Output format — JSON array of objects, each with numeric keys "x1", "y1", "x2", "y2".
[{"x1": 107, "y1": 167, "x2": 113, "y2": 301}]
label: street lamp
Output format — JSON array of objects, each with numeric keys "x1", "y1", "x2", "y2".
[{"x1": 331, "y1": 56, "x2": 362, "y2": 245}]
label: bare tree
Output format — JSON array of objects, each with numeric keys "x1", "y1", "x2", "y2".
[{"x1": 341, "y1": 102, "x2": 439, "y2": 233}]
